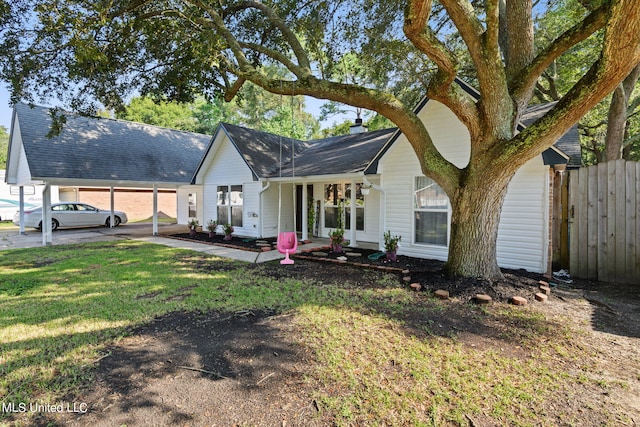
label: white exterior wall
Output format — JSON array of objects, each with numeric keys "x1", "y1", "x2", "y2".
[
  {"x1": 378, "y1": 100, "x2": 549, "y2": 273},
  {"x1": 497, "y1": 160, "x2": 549, "y2": 272},
  {"x1": 6, "y1": 118, "x2": 35, "y2": 186},
  {"x1": 176, "y1": 185, "x2": 203, "y2": 225},
  {"x1": 200, "y1": 136, "x2": 259, "y2": 237}
]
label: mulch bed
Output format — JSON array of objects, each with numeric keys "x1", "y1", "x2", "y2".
[
  {"x1": 170, "y1": 232, "x2": 278, "y2": 252},
  {"x1": 169, "y1": 233, "x2": 552, "y2": 304}
]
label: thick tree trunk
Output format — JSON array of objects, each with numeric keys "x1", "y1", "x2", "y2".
[
  {"x1": 603, "y1": 64, "x2": 640, "y2": 162},
  {"x1": 445, "y1": 170, "x2": 513, "y2": 280}
]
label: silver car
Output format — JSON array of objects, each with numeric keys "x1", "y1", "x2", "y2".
[{"x1": 13, "y1": 202, "x2": 128, "y2": 231}]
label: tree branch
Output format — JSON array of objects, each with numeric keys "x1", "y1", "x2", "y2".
[
  {"x1": 403, "y1": 0, "x2": 481, "y2": 140},
  {"x1": 510, "y1": 5, "x2": 608, "y2": 105}
]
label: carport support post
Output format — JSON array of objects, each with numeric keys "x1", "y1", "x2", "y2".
[
  {"x1": 18, "y1": 186, "x2": 25, "y2": 235},
  {"x1": 109, "y1": 186, "x2": 115, "y2": 228},
  {"x1": 152, "y1": 185, "x2": 158, "y2": 236},
  {"x1": 42, "y1": 183, "x2": 52, "y2": 246}
]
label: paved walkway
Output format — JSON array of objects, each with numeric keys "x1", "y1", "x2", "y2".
[{"x1": 0, "y1": 222, "x2": 337, "y2": 263}]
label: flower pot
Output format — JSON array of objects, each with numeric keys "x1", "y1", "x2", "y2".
[
  {"x1": 189, "y1": 229, "x2": 196, "y2": 237},
  {"x1": 208, "y1": 232, "x2": 215, "y2": 238},
  {"x1": 224, "y1": 234, "x2": 233, "y2": 241},
  {"x1": 332, "y1": 243, "x2": 343, "y2": 253},
  {"x1": 386, "y1": 251, "x2": 397, "y2": 262}
]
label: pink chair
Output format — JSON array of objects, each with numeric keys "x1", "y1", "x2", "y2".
[{"x1": 277, "y1": 232, "x2": 298, "y2": 264}]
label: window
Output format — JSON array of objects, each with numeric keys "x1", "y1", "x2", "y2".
[
  {"x1": 188, "y1": 193, "x2": 197, "y2": 218},
  {"x1": 324, "y1": 184, "x2": 342, "y2": 229},
  {"x1": 217, "y1": 185, "x2": 243, "y2": 227},
  {"x1": 324, "y1": 183, "x2": 364, "y2": 231},
  {"x1": 414, "y1": 176, "x2": 449, "y2": 246},
  {"x1": 345, "y1": 183, "x2": 365, "y2": 231}
]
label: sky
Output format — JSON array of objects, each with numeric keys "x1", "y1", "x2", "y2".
[
  {"x1": 0, "y1": 82, "x2": 355, "y2": 133},
  {"x1": 0, "y1": 85, "x2": 12, "y2": 131}
]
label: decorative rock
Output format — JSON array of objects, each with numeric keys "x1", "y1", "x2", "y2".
[
  {"x1": 539, "y1": 285, "x2": 551, "y2": 295},
  {"x1": 474, "y1": 294, "x2": 492, "y2": 304},
  {"x1": 434, "y1": 289, "x2": 449, "y2": 299},
  {"x1": 256, "y1": 243, "x2": 271, "y2": 247},
  {"x1": 312, "y1": 251, "x2": 328, "y2": 256},
  {"x1": 410, "y1": 283, "x2": 422, "y2": 291},
  {"x1": 337, "y1": 256, "x2": 348, "y2": 261},
  {"x1": 402, "y1": 269, "x2": 410, "y2": 275},
  {"x1": 535, "y1": 292, "x2": 548, "y2": 302},
  {"x1": 403, "y1": 276, "x2": 412, "y2": 282},
  {"x1": 539, "y1": 280, "x2": 549, "y2": 287},
  {"x1": 256, "y1": 240, "x2": 269, "y2": 244},
  {"x1": 510, "y1": 296, "x2": 527, "y2": 306},
  {"x1": 261, "y1": 247, "x2": 271, "y2": 252}
]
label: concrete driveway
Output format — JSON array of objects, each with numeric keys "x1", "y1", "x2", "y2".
[
  {"x1": 0, "y1": 222, "x2": 186, "y2": 251},
  {"x1": 0, "y1": 222, "x2": 313, "y2": 263}
]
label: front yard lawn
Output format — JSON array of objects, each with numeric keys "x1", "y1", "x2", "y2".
[{"x1": 0, "y1": 241, "x2": 637, "y2": 426}]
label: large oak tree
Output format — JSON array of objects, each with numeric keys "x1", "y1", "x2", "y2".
[{"x1": 2, "y1": 0, "x2": 640, "y2": 279}]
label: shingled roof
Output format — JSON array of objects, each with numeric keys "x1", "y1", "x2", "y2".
[
  {"x1": 520, "y1": 102, "x2": 582, "y2": 168},
  {"x1": 210, "y1": 123, "x2": 395, "y2": 180},
  {"x1": 11, "y1": 103, "x2": 210, "y2": 185}
]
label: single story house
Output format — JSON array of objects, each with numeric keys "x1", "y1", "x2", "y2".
[
  {"x1": 192, "y1": 82, "x2": 580, "y2": 274},
  {"x1": 6, "y1": 81, "x2": 580, "y2": 272}
]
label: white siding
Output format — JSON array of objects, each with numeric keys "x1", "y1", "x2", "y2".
[
  {"x1": 497, "y1": 159, "x2": 549, "y2": 272},
  {"x1": 200, "y1": 136, "x2": 258, "y2": 237},
  {"x1": 261, "y1": 183, "x2": 280, "y2": 238},
  {"x1": 378, "y1": 100, "x2": 549, "y2": 273},
  {"x1": 176, "y1": 185, "x2": 202, "y2": 225}
]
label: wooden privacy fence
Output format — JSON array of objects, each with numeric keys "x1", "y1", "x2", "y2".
[{"x1": 568, "y1": 160, "x2": 640, "y2": 284}]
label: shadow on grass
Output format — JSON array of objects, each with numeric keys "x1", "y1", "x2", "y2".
[{"x1": 3, "y1": 242, "x2": 634, "y2": 426}]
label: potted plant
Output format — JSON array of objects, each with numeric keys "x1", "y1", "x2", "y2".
[
  {"x1": 384, "y1": 230, "x2": 401, "y2": 262},
  {"x1": 206, "y1": 219, "x2": 218, "y2": 238},
  {"x1": 188, "y1": 219, "x2": 199, "y2": 237},
  {"x1": 223, "y1": 223, "x2": 234, "y2": 241},
  {"x1": 361, "y1": 183, "x2": 372, "y2": 196},
  {"x1": 329, "y1": 228, "x2": 345, "y2": 253}
]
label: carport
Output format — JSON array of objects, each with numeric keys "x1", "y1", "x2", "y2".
[{"x1": 5, "y1": 103, "x2": 210, "y2": 245}]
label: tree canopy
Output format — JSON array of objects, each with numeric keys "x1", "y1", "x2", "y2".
[
  {"x1": 2, "y1": 0, "x2": 640, "y2": 279},
  {"x1": 0, "y1": 125, "x2": 8, "y2": 169}
]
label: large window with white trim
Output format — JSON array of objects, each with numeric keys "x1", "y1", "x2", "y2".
[
  {"x1": 414, "y1": 176, "x2": 449, "y2": 246},
  {"x1": 217, "y1": 185, "x2": 243, "y2": 227},
  {"x1": 324, "y1": 183, "x2": 364, "y2": 230}
]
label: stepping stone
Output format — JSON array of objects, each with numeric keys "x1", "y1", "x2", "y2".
[
  {"x1": 535, "y1": 293, "x2": 548, "y2": 302},
  {"x1": 539, "y1": 285, "x2": 551, "y2": 295},
  {"x1": 434, "y1": 289, "x2": 449, "y2": 299},
  {"x1": 410, "y1": 283, "x2": 422, "y2": 291},
  {"x1": 312, "y1": 251, "x2": 328, "y2": 256},
  {"x1": 345, "y1": 252, "x2": 362, "y2": 257},
  {"x1": 474, "y1": 294, "x2": 492, "y2": 304},
  {"x1": 256, "y1": 240, "x2": 269, "y2": 244},
  {"x1": 256, "y1": 243, "x2": 271, "y2": 247},
  {"x1": 510, "y1": 296, "x2": 527, "y2": 306}
]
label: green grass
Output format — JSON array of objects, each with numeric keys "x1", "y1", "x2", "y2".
[{"x1": 0, "y1": 241, "x2": 626, "y2": 426}]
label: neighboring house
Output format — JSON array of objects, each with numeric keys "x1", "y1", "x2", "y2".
[
  {"x1": 0, "y1": 170, "x2": 58, "y2": 221},
  {"x1": 193, "y1": 82, "x2": 579, "y2": 274}
]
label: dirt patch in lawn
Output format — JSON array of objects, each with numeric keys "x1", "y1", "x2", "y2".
[{"x1": 45, "y1": 259, "x2": 640, "y2": 427}]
